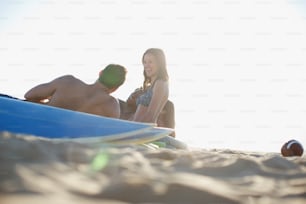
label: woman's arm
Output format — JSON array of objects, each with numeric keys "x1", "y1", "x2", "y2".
[{"x1": 126, "y1": 87, "x2": 143, "y2": 107}]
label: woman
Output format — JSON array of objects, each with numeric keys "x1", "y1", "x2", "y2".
[{"x1": 126, "y1": 48, "x2": 174, "y2": 128}]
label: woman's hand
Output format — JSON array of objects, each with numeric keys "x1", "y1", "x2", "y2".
[{"x1": 126, "y1": 87, "x2": 143, "y2": 107}]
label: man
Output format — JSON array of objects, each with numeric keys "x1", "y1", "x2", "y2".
[{"x1": 24, "y1": 64, "x2": 127, "y2": 118}]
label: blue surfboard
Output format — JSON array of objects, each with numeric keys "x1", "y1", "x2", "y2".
[{"x1": 0, "y1": 97, "x2": 156, "y2": 141}]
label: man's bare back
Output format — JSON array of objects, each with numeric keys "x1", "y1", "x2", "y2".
[{"x1": 24, "y1": 64, "x2": 127, "y2": 118}]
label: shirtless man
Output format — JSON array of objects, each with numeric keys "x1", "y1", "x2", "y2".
[{"x1": 24, "y1": 64, "x2": 127, "y2": 118}]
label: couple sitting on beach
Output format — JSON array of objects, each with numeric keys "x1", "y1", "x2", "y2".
[{"x1": 24, "y1": 48, "x2": 175, "y2": 136}]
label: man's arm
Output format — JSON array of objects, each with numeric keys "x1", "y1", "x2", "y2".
[
  {"x1": 24, "y1": 76, "x2": 64, "y2": 103},
  {"x1": 24, "y1": 83, "x2": 55, "y2": 103}
]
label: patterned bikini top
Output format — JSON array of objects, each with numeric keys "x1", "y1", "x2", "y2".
[{"x1": 136, "y1": 85, "x2": 153, "y2": 107}]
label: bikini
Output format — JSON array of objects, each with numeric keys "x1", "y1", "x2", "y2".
[{"x1": 136, "y1": 85, "x2": 153, "y2": 107}]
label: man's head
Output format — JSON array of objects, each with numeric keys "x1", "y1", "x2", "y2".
[{"x1": 99, "y1": 64, "x2": 127, "y2": 90}]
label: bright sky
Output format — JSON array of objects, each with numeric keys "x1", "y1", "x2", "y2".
[{"x1": 1, "y1": 0, "x2": 306, "y2": 153}]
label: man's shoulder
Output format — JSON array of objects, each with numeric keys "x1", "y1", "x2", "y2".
[
  {"x1": 57, "y1": 75, "x2": 77, "y2": 81},
  {"x1": 98, "y1": 95, "x2": 120, "y2": 110},
  {"x1": 91, "y1": 95, "x2": 120, "y2": 118},
  {"x1": 105, "y1": 97, "x2": 120, "y2": 118},
  {"x1": 98, "y1": 94, "x2": 119, "y2": 105},
  {"x1": 90, "y1": 91, "x2": 113, "y2": 102},
  {"x1": 55, "y1": 75, "x2": 84, "y2": 85}
]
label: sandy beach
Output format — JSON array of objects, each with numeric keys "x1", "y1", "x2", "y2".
[{"x1": 0, "y1": 132, "x2": 305, "y2": 204}]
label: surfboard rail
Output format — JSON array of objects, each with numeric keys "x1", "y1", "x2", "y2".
[{"x1": 0, "y1": 97, "x2": 156, "y2": 141}]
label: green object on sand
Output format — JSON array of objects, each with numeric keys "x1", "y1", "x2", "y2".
[
  {"x1": 91, "y1": 152, "x2": 109, "y2": 171},
  {"x1": 151, "y1": 141, "x2": 167, "y2": 148}
]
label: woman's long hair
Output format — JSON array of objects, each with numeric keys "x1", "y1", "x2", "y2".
[{"x1": 142, "y1": 48, "x2": 169, "y2": 89}]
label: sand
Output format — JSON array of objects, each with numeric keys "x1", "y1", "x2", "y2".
[{"x1": 0, "y1": 132, "x2": 306, "y2": 204}]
